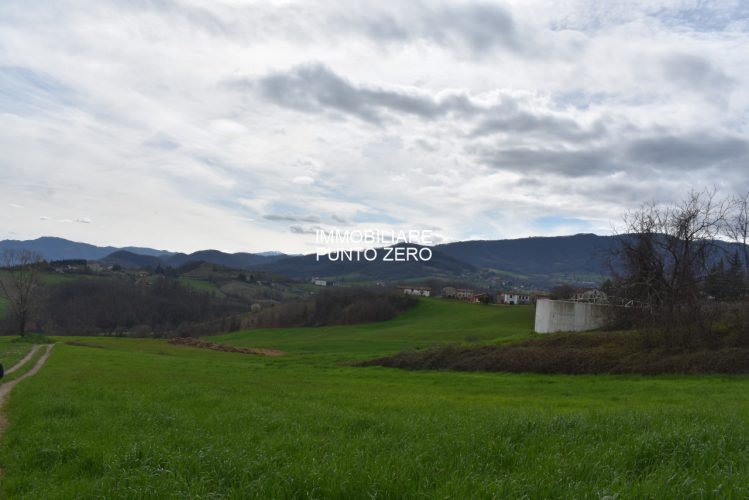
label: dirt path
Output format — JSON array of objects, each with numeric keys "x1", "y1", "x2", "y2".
[
  {"x1": 0, "y1": 344, "x2": 55, "y2": 436},
  {"x1": 5, "y1": 345, "x2": 41, "y2": 375}
]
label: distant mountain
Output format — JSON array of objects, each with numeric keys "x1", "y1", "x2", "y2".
[
  {"x1": 13, "y1": 233, "x2": 744, "y2": 287},
  {"x1": 0, "y1": 236, "x2": 172, "y2": 261},
  {"x1": 1, "y1": 235, "x2": 617, "y2": 281},
  {"x1": 256, "y1": 243, "x2": 475, "y2": 279},
  {"x1": 0, "y1": 237, "x2": 289, "y2": 270},
  {"x1": 436, "y1": 234, "x2": 616, "y2": 276},
  {"x1": 100, "y1": 250, "x2": 164, "y2": 269},
  {"x1": 253, "y1": 234, "x2": 616, "y2": 280},
  {"x1": 164, "y1": 250, "x2": 288, "y2": 269}
]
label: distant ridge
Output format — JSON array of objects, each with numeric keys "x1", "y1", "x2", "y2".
[
  {"x1": 0, "y1": 236, "x2": 289, "y2": 270},
  {"x1": 0, "y1": 236, "x2": 173, "y2": 261}
]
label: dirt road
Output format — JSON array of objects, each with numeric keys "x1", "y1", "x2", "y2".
[{"x1": 0, "y1": 344, "x2": 55, "y2": 435}]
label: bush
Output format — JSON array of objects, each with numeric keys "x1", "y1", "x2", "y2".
[
  {"x1": 244, "y1": 288, "x2": 418, "y2": 329},
  {"x1": 32, "y1": 276, "x2": 247, "y2": 336},
  {"x1": 360, "y1": 305, "x2": 749, "y2": 375},
  {"x1": 11, "y1": 333, "x2": 53, "y2": 344}
]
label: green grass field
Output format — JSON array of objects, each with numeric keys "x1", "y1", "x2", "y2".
[{"x1": 1, "y1": 299, "x2": 748, "y2": 498}]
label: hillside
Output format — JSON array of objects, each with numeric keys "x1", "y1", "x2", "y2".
[
  {"x1": 256, "y1": 243, "x2": 475, "y2": 280},
  {"x1": 436, "y1": 234, "x2": 615, "y2": 275},
  {"x1": 212, "y1": 298, "x2": 534, "y2": 355}
]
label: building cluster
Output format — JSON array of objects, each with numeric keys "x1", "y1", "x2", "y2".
[{"x1": 397, "y1": 284, "x2": 548, "y2": 304}]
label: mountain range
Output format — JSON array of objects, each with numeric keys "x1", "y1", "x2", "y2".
[{"x1": 0, "y1": 234, "x2": 619, "y2": 283}]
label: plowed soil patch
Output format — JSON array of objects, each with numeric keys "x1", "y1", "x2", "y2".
[{"x1": 168, "y1": 337, "x2": 285, "y2": 356}]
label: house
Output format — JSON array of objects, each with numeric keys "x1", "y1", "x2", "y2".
[
  {"x1": 397, "y1": 285, "x2": 432, "y2": 297},
  {"x1": 313, "y1": 279, "x2": 333, "y2": 287},
  {"x1": 574, "y1": 289, "x2": 608, "y2": 303},
  {"x1": 471, "y1": 292, "x2": 491, "y2": 304},
  {"x1": 455, "y1": 288, "x2": 476, "y2": 300},
  {"x1": 497, "y1": 292, "x2": 533, "y2": 305},
  {"x1": 442, "y1": 286, "x2": 457, "y2": 298}
]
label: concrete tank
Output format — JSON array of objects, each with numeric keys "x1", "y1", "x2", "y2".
[{"x1": 534, "y1": 298, "x2": 610, "y2": 333}]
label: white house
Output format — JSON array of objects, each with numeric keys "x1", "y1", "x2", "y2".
[
  {"x1": 397, "y1": 285, "x2": 432, "y2": 297},
  {"x1": 497, "y1": 292, "x2": 532, "y2": 305}
]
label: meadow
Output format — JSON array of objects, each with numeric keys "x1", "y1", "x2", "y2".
[{"x1": 0, "y1": 299, "x2": 748, "y2": 498}]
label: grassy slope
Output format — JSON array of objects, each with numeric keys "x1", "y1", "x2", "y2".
[
  {"x1": 212, "y1": 299, "x2": 535, "y2": 357},
  {"x1": 0, "y1": 300, "x2": 748, "y2": 497}
]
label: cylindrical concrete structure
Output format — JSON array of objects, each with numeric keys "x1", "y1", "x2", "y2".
[{"x1": 534, "y1": 298, "x2": 610, "y2": 333}]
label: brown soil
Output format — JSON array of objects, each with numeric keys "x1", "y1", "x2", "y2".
[{"x1": 168, "y1": 337, "x2": 285, "y2": 356}]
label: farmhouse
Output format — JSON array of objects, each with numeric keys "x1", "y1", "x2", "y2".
[
  {"x1": 312, "y1": 279, "x2": 334, "y2": 287},
  {"x1": 442, "y1": 286, "x2": 457, "y2": 298},
  {"x1": 397, "y1": 285, "x2": 432, "y2": 297},
  {"x1": 497, "y1": 292, "x2": 533, "y2": 305},
  {"x1": 471, "y1": 292, "x2": 491, "y2": 304},
  {"x1": 454, "y1": 288, "x2": 476, "y2": 300}
]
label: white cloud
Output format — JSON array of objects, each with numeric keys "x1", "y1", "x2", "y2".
[
  {"x1": 0, "y1": 0, "x2": 747, "y2": 252},
  {"x1": 292, "y1": 175, "x2": 315, "y2": 185}
]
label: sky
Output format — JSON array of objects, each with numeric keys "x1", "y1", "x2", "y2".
[{"x1": 1, "y1": 0, "x2": 748, "y2": 254}]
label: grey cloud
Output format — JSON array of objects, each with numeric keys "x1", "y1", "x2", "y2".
[
  {"x1": 626, "y1": 134, "x2": 749, "y2": 170},
  {"x1": 251, "y1": 64, "x2": 478, "y2": 125},
  {"x1": 342, "y1": 2, "x2": 526, "y2": 56},
  {"x1": 289, "y1": 225, "x2": 324, "y2": 235},
  {"x1": 662, "y1": 53, "x2": 734, "y2": 102},
  {"x1": 433, "y1": 2, "x2": 522, "y2": 53},
  {"x1": 125, "y1": 0, "x2": 232, "y2": 37},
  {"x1": 251, "y1": 64, "x2": 600, "y2": 143},
  {"x1": 264, "y1": 214, "x2": 321, "y2": 223},
  {"x1": 330, "y1": 214, "x2": 348, "y2": 224},
  {"x1": 471, "y1": 111, "x2": 605, "y2": 142},
  {"x1": 479, "y1": 146, "x2": 618, "y2": 178},
  {"x1": 478, "y1": 131, "x2": 749, "y2": 180}
]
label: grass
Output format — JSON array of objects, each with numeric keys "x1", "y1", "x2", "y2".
[
  {"x1": 0, "y1": 299, "x2": 748, "y2": 497},
  {"x1": 177, "y1": 276, "x2": 224, "y2": 296},
  {"x1": 0, "y1": 337, "x2": 33, "y2": 370},
  {"x1": 211, "y1": 299, "x2": 535, "y2": 357},
  {"x1": 0, "y1": 343, "x2": 48, "y2": 383}
]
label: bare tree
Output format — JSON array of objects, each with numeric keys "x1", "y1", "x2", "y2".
[
  {"x1": 610, "y1": 189, "x2": 728, "y2": 325},
  {"x1": 0, "y1": 249, "x2": 44, "y2": 336},
  {"x1": 725, "y1": 192, "x2": 749, "y2": 272}
]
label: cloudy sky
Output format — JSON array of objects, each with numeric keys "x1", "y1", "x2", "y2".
[{"x1": 1, "y1": 0, "x2": 748, "y2": 253}]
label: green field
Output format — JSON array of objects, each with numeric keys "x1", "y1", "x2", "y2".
[
  {"x1": 212, "y1": 299, "x2": 534, "y2": 356},
  {"x1": 1, "y1": 299, "x2": 748, "y2": 498}
]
